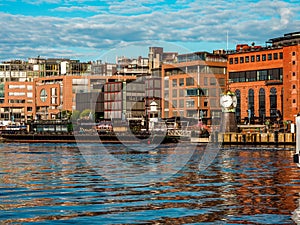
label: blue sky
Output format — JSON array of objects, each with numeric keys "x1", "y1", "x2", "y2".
[{"x1": 0, "y1": 0, "x2": 299, "y2": 62}]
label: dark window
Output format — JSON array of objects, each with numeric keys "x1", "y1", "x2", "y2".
[
  {"x1": 293, "y1": 84, "x2": 296, "y2": 89},
  {"x1": 235, "y1": 89, "x2": 241, "y2": 120},
  {"x1": 293, "y1": 99, "x2": 296, "y2": 103},
  {"x1": 246, "y1": 71, "x2": 256, "y2": 82},
  {"x1": 186, "y1": 88, "x2": 198, "y2": 96},
  {"x1": 293, "y1": 52, "x2": 296, "y2": 56},
  {"x1": 186, "y1": 77, "x2": 194, "y2": 86},
  {"x1": 293, "y1": 61, "x2": 296, "y2": 65},
  {"x1": 279, "y1": 52, "x2": 283, "y2": 59},
  {"x1": 248, "y1": 89, "x2": 255, "y2": 118},
  {"x1": 293, "y1": 72, "x2": 296, "y2": 76},
  {"x1": 274, "y1": 53, "x2": 278, "y2": 60},
  {"x1": 240, "y1": 57, "x2": 244, "y2": 63},
  {"x1": 270, "y1": 87, "x2": 277, "y2": 118},
  {"x1": 262, "y1": 54, "x2": 266, "y2": 61},
  {"x1": 172, "y1": 79, "x2": 177, "y2": 87},
  {"x1": 234, "y1": 57, "x2": 238, "y2": 64},
  {"x1": 179, "y1": 78, "x2": 184, "y2": 86},
  {"x1": 210, "y1": 77, "x2": 216, "y2": 85},
  {"x1": 259, "y1": 88, "x2": 265, "y2": 118},
  {"x1": 245, "y1": 56, "x2": 249, "y2": 63},
  {"x1": 268, "y1": 53, "x2": 272, "y2": 60},
  {"x1": 229, "y1": 58, "x2": 233, "y2": 64},
  {"x1": 256, "y1": 55, "x2": 260, "y2": 62},
  {"x1": 258, "y1": 70, "x2": 268, "y2": 80},
  {"x1": 251, "y1": 55, "x2": 255, "y2": 62}
]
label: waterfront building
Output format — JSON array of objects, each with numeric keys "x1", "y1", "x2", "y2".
[
  {"x1": 227, "y1": 31, "x2": 300, "y2": 123},
  {"x1": 161, "y1": 51, "x2": 227, "y2": 123}
]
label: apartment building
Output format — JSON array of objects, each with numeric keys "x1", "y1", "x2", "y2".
[
  {"x1": 227, "y1": 31, "x2": 300, "y2": 122},
  {"x1": 161, "y1": 51, "x2": 227, "y2": 122},
  {"x1": 0, "y1": 58, "x2": 91, "y2": 121}
]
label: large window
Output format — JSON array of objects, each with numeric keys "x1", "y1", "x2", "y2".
[
  {"x1": 248, "y1": 89, "x2": 255, "y2": 118},
  {"x1": 259, "y1": 88, "x2": 265, "y2": 119},
  {"x1": 270, "y1": 87, "x2": 277, "y2": 118},
  {"x1": 235, "y1": 89, "x2": 241, "y2": 121}
]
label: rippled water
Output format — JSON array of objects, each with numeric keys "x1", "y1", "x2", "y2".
[{"x1": 1, "y1": 143, "x2": 300, "y2": 224}]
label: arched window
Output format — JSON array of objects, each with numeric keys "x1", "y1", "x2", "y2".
[
  {"x1": 270, "y1": 87, "x2": 277, "y2": 118},
  {"x1": 235, "y1": 89, "x2": 241, "y2": 122},
  {"x1": 259, "y1": 88, "x2": 265, "y2": 119},
  {"x1": 248, "y1": 89, "x2": 255, "y2": 118}
]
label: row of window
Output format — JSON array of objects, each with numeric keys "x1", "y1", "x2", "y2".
[
  {"x1": 234, "y1": 88, "x2": 279, "y2": 118},
  {"x1": 229, "y1": 52, "x2": 283, "y2": 64},
  {"x1": 165, "y1": 77, "x2": 225, "y2": 88},
  {"x1": 229, "y1": 68, "x2": 283, "y2": 83}
]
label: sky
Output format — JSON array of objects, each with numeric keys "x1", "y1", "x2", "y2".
[{"x1": 0, "y1": 0, "x2": 300, "y2": 63}]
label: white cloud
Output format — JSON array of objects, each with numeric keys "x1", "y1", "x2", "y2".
[
  {"x1": 52, "y1": 5, "x2": 103, "y2": 12},
  {"x1": 0, "y1": 0, "x2": 299, "y2": 61}
]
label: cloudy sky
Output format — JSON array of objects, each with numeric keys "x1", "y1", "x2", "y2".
[{"x1": 0, "y1": 0, "x2": 299, "y2": 62}]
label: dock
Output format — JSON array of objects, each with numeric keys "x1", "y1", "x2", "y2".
[{"x1": 207, "y1": 132, "x2": 296, "y2": 145}]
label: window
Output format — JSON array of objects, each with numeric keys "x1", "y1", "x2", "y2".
[
  {"x1": 172, "y1": 79, "x2": 177, "y2": 87},
  {"x1": 248, "y1": 89, "x2": 255, "y2": 118},
  {"x1": 293, "y1": 61, "x2": 296, "y2": 65},
  {"x1": 40, "y1": 89, "x2": 47, "y2": 102},
  {"x1": 258, "y1": 70, "x2": 268, "y2": 81},
  {"x1": 179, "y1": 89, "x2": 185, "y2": 97},
  {"x1": 240, "y1": 57, "x2": 244, "y2": 63},
  {"x1": 186, "y1": 88, "x2": 198, "y2": 96},
  {"x1": 229, "y1": 58, "x2": 233, "y2": 64},
  {"x1": 210, "y1": 78, "x2": 216, "y2": 85},
  {"x1": 186, "y1": 77, "x2": 194, "y2": 86},
  {"x1": 262, "y1": 54, "x2": 266, "y2": 61},
  {"x1": 293, "y1": 72, "x2": 296, "y2": 76},
  {"x1": 172, "y1": 89, "x2": 177, "y2": 98},
  {"x1": 172, "y1": 100, "x2": 177, "y2": 108},
  {"x1": 235, "y1": 89, "x2": 241, "y2": 119},
  {"x1": 279, "y1": 52, "x2": 283, "y2": 59},
  {"x1": 164, "y1": 79, "x2": 169, "y2": 88},
  {"x1": 274, "y1": 53, "x2": 278, "y2": 60},
  {"x1": 234, "y1": 57, "x2": 238, "y2": 64},
  {"x1": 179, "y1": 78, "x2": 184, "y2": 86},
  {"x1": 251, "y1": 55, "x2": 255, "y2": 62},
  {"x1": 268, "y1": 53, "x2": 272, "y2": 60},
  {"x1": 293, "y1": 52, "x2": 296, "y2": 56},
  {"x1": 179, "y1": 99, "x2": 184, "y2": 108},
  {"x1": 270, "y1": 87, "x2": 277, "y2": 118},
  {"x1": 293, "y1": 84, "x2": 296, "y2": 89},
  {"x1": 204, "y1": 77, "x2": 208, "y2": 85},
  {"x1": 256, "y1": 55, "x2": 260, "y2": 62},
  {"x1": 293, "y1": 99, "x2": 296, "y2": 104},
  {"x1": 259, "y1": 88, "x2": 265, "y2": 118},
  {"x1": 245, "y1": 56, "x2": 249, "y2": 63},
  {"x1": 186, "y1": 100, "x2": 195, "y2": 108}
]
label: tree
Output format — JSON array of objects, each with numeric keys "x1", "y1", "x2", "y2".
[
  {"x1": 80, "y1": 109, "x2": 92, "y2": 119},
  {"x1": 71, "y1": 110, "x2": 80, "y2": 121}
]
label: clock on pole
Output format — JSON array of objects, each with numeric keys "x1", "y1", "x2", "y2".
[{"x1": 220, "y1": 90, "x2": 238, "y2": 132}]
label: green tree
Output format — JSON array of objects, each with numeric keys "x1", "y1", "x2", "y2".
[
  {"x1": 80, "y1": 109, "x2": 93, "y2": 119},
  {"x1": 71, "y1": 110, "x2": 80, "y2": 121}
]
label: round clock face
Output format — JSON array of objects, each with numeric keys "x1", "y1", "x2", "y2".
[
  {"x1": 220, "y1": 95, "x2": 233, "y2": 108},
  {"x1": 232, "y1": 95, "x2": 237, "y2": 107}
]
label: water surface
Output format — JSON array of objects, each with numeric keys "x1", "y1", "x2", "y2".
[{"x1": 1, "y1": 143, "x2": 300, "y2": 224}]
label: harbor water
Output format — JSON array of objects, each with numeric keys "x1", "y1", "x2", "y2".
[{"x1": 1, "y1": 142, "x2": 300, "y2": 224}]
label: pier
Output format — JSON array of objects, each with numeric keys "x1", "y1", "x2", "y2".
[{"x1": 209, "y1": 132, "x2": 295, "y2": 145}]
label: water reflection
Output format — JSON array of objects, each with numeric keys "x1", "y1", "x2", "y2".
[{"x1": 0, "y1": 143, "x2": 300, "y2": 224}]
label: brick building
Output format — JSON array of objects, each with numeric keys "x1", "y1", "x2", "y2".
[
  {"x1": 161, "y1": 51, "x2": 227, "y2": 122},
  {"x1": 227, "y1": 31, "x2": 300, "y2": 123}
]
